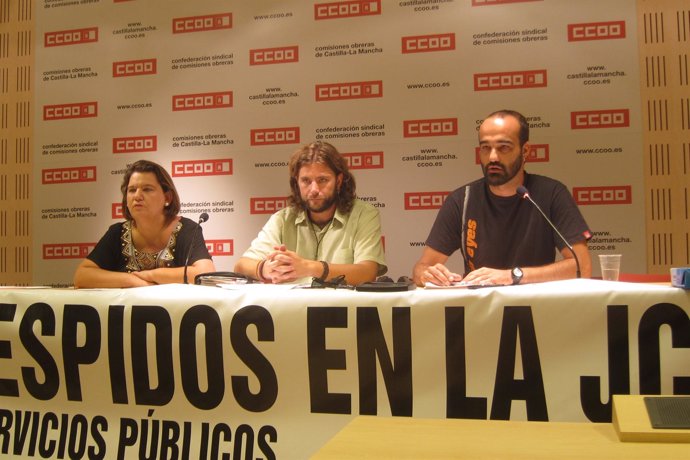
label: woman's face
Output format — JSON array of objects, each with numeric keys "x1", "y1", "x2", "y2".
[{"x1": 126, "y1": 171, "x2": 170, "y2": 221}]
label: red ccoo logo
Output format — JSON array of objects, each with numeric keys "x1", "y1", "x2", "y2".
[
  {"x1": 112, "y1": 203, "x2": 124, "y2": 219},
  {"x1": 250, "y1": 127, "x2": 300, "y2": 146},
  {"x1": 171, "y1": 159, "x2": 233, "y2": 177},
  {"x1": 45, "y1": 27, "x2": 98, "y2": 47},
  {"x1": 250, "y1": 46, "x2": 299, "y2": 65},
  {"x1": 172, "y1": 13, "x2": 233, "y2": 34},
  {"x1": 402, "y1": 33, "x2": 455, "y2": 54},
  {"x1": 475, "y1": 144, "x2": 549, "y2": 163},
  {"x1": 206, "y1": 239, "x2": 234, "y2": 256},
  {"x1": 250, "y1": 197, "x2": 289, "y2": 214},
  {"x1": 113, "y1": 135, "x2": 157, "y2": 154},
  {"x1": 316, "y1": 80, "x2": 383, "y2": 102},
  {"x1": 474, "y1": 70, "x2": 547, "y2": 91},
  {"x1": 43, "y1": 243, "x2": 96, "y2": 260},
  {"x1": 568, "y1": 21, "x2": 626, "y2": 42},
  {"x1": 573, "y1": 185, "x2": 632, "y2": 205},
  {"x1": 172, "y1": 91, "x2": 233, "y2": 111},
  {"x1": 404, "y1": 191, "x2": 449, "y2": 210},
  {"x1": 571, "y1": 109, "x2": 629, "y2": 129},
  {"x1": 343, "y1": 151, "x2": 384, "y2": 169},
  {"x1": 43, "y1": 102, "x2": 98, "y2": 121},
  {"x1": 42, "y1": 166, "x2": 97, "y2": 185},
  {"x1": 314, "y1": 0, "x2": 381, "y2": 20},
  {"x1": 404, "y1": 118, "x2": 458, "y2": 138},
  {"x1": 113, "y1": 58, "x2": 157, "y2": 77}
]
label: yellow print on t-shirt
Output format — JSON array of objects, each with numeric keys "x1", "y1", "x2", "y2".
[{"x1": 466, "y1": 218, "x2": 477, "y2": 271}]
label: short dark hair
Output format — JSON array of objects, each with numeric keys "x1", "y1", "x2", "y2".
[
  {"x1": 287, "y1": 141, "x2": 357, "y2": 214},
  {"x1": 120, "y1": 160, "x2": 180, "y2": 223},
  {"x1": 484, "y1": 109, "x2": 530, "y2": 148}
]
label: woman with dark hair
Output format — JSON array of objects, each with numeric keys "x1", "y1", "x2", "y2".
[
  {"x1": 73, "y1": 160, "x2": 215, "y2": 287},
  {"x1": 234, "y1": 141, "x2": 387, "y2": 285}
]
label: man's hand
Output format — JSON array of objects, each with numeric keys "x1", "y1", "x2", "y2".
[
  {"x1": 420, "y1": 263, "x2": 463, "y2": 286},
  {"x1": 461, "y1": 267, "x2": 511, "y2": 286}
]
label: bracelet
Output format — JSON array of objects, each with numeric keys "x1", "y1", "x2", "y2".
[
  {"x1": 256, "y1": 259, "x2": 268, "y2": 282},
  {"x1": 320, "y1": 261, "x2": 329, "y2": 280}
]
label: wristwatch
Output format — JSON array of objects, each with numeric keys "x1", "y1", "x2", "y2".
[{"x1": 511, "y1": 267, "x2": 523, "y2": 285}]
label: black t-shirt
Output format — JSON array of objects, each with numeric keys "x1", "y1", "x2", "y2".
[
  {"x1": 87, "y1": 216, "x2": 212, "y2": 272},
  {"x1": 426, "y1": 173, "x2": 591, "y2": 274}
]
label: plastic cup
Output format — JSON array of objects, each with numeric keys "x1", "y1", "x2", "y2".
[{"x1": 599, "y1": 254, "x2": 622, "y2": 281}]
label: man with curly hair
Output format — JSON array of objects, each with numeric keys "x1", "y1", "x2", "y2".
[{"x1": 235, "y1": 141, "x2": 387, "y2": 285}]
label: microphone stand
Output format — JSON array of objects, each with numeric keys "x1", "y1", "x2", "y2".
[
  {"x1": 517, "y1": 186, "x2": 581, "y2": 278},
  {"x1": 183, "y1": 212, "x2": 209, "y2": 284}
]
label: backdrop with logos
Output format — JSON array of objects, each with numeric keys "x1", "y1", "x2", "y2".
[{"x1": 33, "y1": 0, "x2": 643, "y2": 286}]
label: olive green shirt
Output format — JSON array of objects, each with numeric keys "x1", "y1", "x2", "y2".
[{"x1": 242, "y1": 199, "x2": 387, "y2": 283}]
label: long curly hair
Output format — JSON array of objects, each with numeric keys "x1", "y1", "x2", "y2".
[{"x1": 287, "y1": 141, "x2": 357, "y2": 214}]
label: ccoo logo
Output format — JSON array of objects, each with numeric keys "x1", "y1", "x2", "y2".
[
  {"x1": 43, "y1": 102, "x2": 98, "y2": 121},
  {"x1": 43, "y1": 243, "x2": 95, "y2": 259},
  {"x1": 42, "y1": 166, "x2": 96, "y2": 185},
  {"x1": 571, "y1": 109, "x2": 629, "y2": 129},
  {"x1": 404, "y1": 191, "x2": 449, "y2": 210},
  {"x1": 573, "y1": 185, "x2": 631, "y2": 205},
  {"x1": 250, "y1": 46, "x2": 299, "y2": 65},
  {"x1": 250, "y1": 197, "x2": 289, "y2": 214},
  {"x1": 316, "y1": 80, "x2": 383, "y2": 101},
  {"x1": 474, "y1": 70, "x2": 547, "y2": 91},
  {"x1": 172, "y1": 91, "x2": 233, "y2": 111},
  {"x1": 172, "y1": 159, "x2": 233, "y2": 177},
  {"x1": 45, "y1": 27, "x2": 98, "y2": 47},
  {"x1": 402, "y1": 33, "x2": 455, "y2": 53},
  {"x1": 568, "y1": 21, "x2": 626, "y2": 42},
  {"x1": 403, "y1": 118, "x2": 458, "y2": 138},
  {"x1": 173, "y1": 13, "x2": 233, "y2": 34},
  {"x1": 314, "y1": 0, "x2": 381, "y2": 20},
  {"x1": 206, "y1": 240, "x2": 234, "y2": 256},
  {"x1": 113, "y1": 58, "x2": 157, "y2": 77},
  {"x1": 113, "y1": 136, "x2": 157, "y2": 154},
  {"x1": 250, "y1": 127, "x2": 300, "y2": 146}
]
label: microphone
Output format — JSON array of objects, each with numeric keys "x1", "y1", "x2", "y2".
[
  {"x1": 183, "y1": 212, "x2": 209, "y2": 284},
  {"x1": 516, "y1": 186, "x2": 581, "y2": 278}
]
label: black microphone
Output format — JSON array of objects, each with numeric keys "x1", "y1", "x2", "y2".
[
  {"x1": 183, "y1": 212, "x2": 209, "y2": 284},
  {"x1": 516, "y1": 186, "x2": 581, "y2": 278}
]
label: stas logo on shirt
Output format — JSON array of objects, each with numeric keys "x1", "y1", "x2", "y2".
[
  {"x1": 172, "y1": 159, "x2": 233, "y2": 177},
  {"x1": 402, "y1": 33, "x2": 455, "y2": 54},
  {"x1": 316, "y1": 81, "x2": 383, "y2": 101},
  {"x1": 42, "y1": 166, "x2": 97, "y2": 185},
  {"x1": 403, "y1": 118, "x2": 457, "y2": 138},
  {"x1": 571, "y1": 109, "x2": 629, "y2": 129},
  {"x1": 172, "y1": 13, "x2": 233, "y2": 34},
  {"x1": 113, "y1": 58, "x2": 157, "y2": 77},
  {"x1": 206, "y1": 240, "x2": 234, "y2": 256},
  {"x1": 250, "y1": 46, "x2": 299, "y2": 65},
  {"x1": 250, "y1": 197, "x2": 289, "y2": 214},
  {"x1": 314, "y1": 1, "x2": 381, "y2": 20},
  {"x1": 43, "y1": 102, "x2": 98, "y2": 121},
  {"x1": 573, "y1": 186, "x2": 632, "y2": 205},
  {"x1": 45, "y1": 27, "x2": 98, "y2": 47},
  {"x1": 343, "y1": 151, "x2": 384, "y2": 169},
  {"x1": 474, "y1": 70, "x2": 547, "y2": 91},
  {"x1": 43, "y1": 243, "x2": 95, "y2": 259},
  {"x1": 250, "y1": 127, "x2": 300, "y2": 146},
  {"x1": 568, "y1": 21, "x2": 626, "y2": 42},
  {"x1": 172, "y1": 91, "x2": 233, "y2": 111},
  {"x1": 113, "y1": 136, "x2": 157, "y2": 154},
  {"x1": 404, "y1": 191, "x2": 449, "y2": 210}
]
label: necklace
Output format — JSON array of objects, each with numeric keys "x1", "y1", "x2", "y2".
[{"x1": 310, "y1": 218, "x2": 334, "y2": 260}]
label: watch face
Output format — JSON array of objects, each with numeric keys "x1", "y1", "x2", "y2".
[{"x1": 512, "y1": 267, "x2": 523, "y2": 284}]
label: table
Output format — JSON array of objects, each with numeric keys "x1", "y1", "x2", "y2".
[
  {"x1": 311, "y1": 413, "x2": 690, "y2": 459},
  {"x1": 1, "y1": 279, "x2": 688, "y2": 459}
]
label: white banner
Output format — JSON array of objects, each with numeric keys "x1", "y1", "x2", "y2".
[
  {"x1": 1, "y1": 279, "x2": 688, "y2": 458},
  {"x1": 33, "y1": 0, "x2": 644, "y2": 287}
]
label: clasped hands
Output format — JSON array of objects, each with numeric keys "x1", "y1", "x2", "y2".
[
  {"x1": 261, "y1": 245, "x2": 315, "y2": 284},
  {"x1": 423, "y1": 264, "x2": 512, "y2": 287}
]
